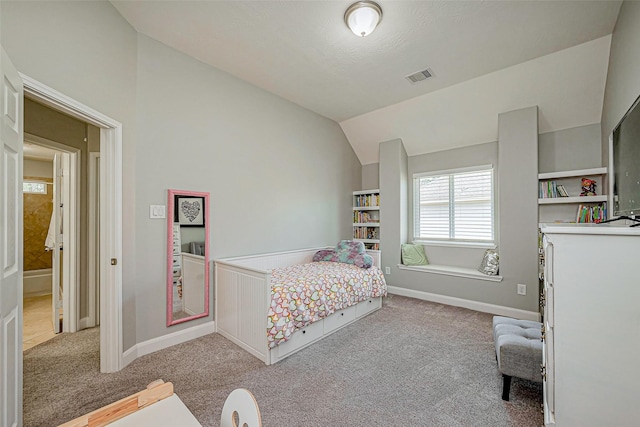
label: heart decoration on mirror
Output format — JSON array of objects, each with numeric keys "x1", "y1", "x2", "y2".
[{"x1": 181, "y1": 200, "x2": 201, "y2": 223}]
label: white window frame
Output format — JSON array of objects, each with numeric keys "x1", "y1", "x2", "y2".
[{"x1": 413, "y1": 164, "x2": 496, "y2": 248}]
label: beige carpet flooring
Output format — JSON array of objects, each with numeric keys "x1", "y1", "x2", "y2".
[{"x1": 23, "y1": 295, "x2": 543, "y2": 426}]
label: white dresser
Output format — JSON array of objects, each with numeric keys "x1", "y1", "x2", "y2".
[{"x1": 540, "y1": 223, "x2": 640, "y2": 426}]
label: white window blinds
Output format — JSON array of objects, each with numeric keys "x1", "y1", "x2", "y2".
[{"x1": 414, "y1": 167, "x2": 494, "y2": 243}]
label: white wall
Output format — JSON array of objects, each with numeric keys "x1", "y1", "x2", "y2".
[{"x1": 134, "y1": 34, "x2": 360, "y2": 341}]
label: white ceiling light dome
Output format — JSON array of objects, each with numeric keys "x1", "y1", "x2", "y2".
[{"x1": 344, "y1": 1, "x2": 383, "y2": 37}]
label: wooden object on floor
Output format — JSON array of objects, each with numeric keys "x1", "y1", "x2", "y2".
[
  {"x1": 59, "y1": 379, "x2": 174, "y2": 427},
  {"x1": 220, "y1": 388, "x2": 262, "y2": 427}
]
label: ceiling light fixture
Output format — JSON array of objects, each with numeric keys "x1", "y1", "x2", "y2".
[{"x1": 344, "y1": 1, "x2": 383, "y2": 37}]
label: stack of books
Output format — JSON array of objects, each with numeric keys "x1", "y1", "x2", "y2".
[
  {"x1": 539, "y1": 180, "x2": 569, "y2": 198},
  {"x1": 576, "y1": 202, "x2": 607, "y2": 223}
]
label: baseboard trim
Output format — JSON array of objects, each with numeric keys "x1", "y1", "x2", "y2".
[
  {"x1": 79, "y1": 317, "x2": 90, "y2": 330},
  {"x1": 121, "y1": 321, "x2": 216, "y2": 368},
  {"x1": 387, "y1": 286, "x2": 540, "y2": 321},
  {"x1": 122, "y1": 345, "x2": 137, "y2": 368}
]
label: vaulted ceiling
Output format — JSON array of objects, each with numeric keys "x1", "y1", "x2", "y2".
[{"x1": 111, "y1": 1, "x2": 622, "y2": 163}]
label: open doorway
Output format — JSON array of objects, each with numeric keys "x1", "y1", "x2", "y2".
[
  {"x1": 21, "y1": 99, "x2": 101, "y2": 351},
  {"x1": 22, "y1": 142, "x2": 64, "y2": 350},
  {"x1": 21, "y1": 73, "x2": 124, "y2": 374}
]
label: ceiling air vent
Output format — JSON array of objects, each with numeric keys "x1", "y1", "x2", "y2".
[{"x1": 406, "y1": 68, "x2": 434, "y2": 84}]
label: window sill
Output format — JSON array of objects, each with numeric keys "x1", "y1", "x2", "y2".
[
  {"x1": 412, "y1": 240, "x2": 497, "y2": 249},
  {"x1": 397, "y1": 264, "x2": 503, "y2": 282}
]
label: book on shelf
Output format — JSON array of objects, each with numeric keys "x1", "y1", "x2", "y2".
[
  {"x1": 557, "y1": 184, "x2": 569, "y2": 197},
  {"x1": 353, "y1": 211, "x2": 378, "y2": 223},
  {"x1": 539, "y1": 180, "x2": 569, "y2": 198},
  {"x1": 353, "y1": 226, "x2": 379, "y2": 240},
  {"x1": 575, "y1": 202, "x2": 607, "y2": 223},
  {"x1": 354, "y1": 193, "x2": 380, "y2": 207}
]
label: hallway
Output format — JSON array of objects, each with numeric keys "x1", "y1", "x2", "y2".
[{"x1": 23, "y1": 294, "x2": 57, "y2": 351}]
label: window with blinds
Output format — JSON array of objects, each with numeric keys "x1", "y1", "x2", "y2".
[{"x1": 413, "y1": 167, "x2": 494, "y2": 243}]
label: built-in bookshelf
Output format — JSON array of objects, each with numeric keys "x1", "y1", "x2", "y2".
[
  {"x1": 538, "y1": 167, "x2": 608, "y2": 223},
  {"x1": 353, "y1": 189, "x2": 380, "y2": 250}
]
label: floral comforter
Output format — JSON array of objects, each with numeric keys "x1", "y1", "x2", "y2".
[{"x1": 267, "y1": 261, "x2": 387, "y2": 348}]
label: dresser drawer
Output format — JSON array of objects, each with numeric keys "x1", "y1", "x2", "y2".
[
  {"x1": 275, "y1": 320, "x2": 323, "y2": 358},
  {"x1": 172, "y1": 255, "x2": 182, "y2": 266},
  {"x1": 172, "y1": 266, "x2": 181, "y2": 277},
  {"x1": 323, "y1": 305, "x2": 356, "y2": 334},
  {"x1": 355, "y1": 297, "x2": 381, "y2": 318}
]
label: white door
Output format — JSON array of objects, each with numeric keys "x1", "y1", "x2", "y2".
[
  {"x1": 0, "y1": 47, "x2": 24, "y2": 427},
  {"x1": 51, "y1": 154, "x2": 63, "y2": 334},
  {"x1": 61, "y1": 153, "x2": 75, "y2": 333}
]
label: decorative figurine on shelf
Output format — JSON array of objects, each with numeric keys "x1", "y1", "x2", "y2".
[{"x1": 580, "y1": 178, "x2": 597, "y2": 196}]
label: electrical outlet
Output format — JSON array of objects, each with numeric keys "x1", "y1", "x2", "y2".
[
  {"x1": 385, "y1": 267, "x2": 391, "y2": 275},
  {"x1": 517, "y1": 284, "x2": 527, "y2": 295}
]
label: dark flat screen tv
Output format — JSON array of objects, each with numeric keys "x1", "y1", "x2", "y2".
[{"x1": 611, "y1": 94, "x2": 640, "y2": 216}]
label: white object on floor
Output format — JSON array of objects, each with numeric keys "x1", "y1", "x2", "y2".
[
  {"x1": 110, "y1": 394, "x2": 201, "y2": 427},
  {"x1": 58, "y1": 380, "x2": 201, "y2": 427},
  {"x1": 220, "y1": 388, "x2": 262, "y2": 427}
]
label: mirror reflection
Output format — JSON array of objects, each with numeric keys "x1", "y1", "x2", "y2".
[{"x1": 167, "y1": 189, "x2": 209, "y2": 326}]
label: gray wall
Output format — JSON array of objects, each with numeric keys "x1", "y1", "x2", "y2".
[
  {"x1": 538, "y1": 123, "x2": 604, "y2": 223},
  {"x1": 408, "y1": 142, "x2": 497, "y2": 268},
  {"x1": 134, "y1": 34, "x2": 360, "y2": 341},
  {"x1": 601, "y1": 0, "x2": 640, "y2": 163},
  {"x1": 24, "y1": 159, "x2": 53, "y2": 179},
  {"x1": 384, "y1": 141, "x2": 514, "y2": 307},
  {"x1": 539, "y1": 123, "x2": 603, "y2": 173},
  {"x1": 361, "y1": 163, "x2": 379, "y2": 190},
  {"x1": 2, "y1": 2, "x2": 361, "y2": 348},
  {"x1": 379, "y1": 122, "x2": 539, "y2": 312},
  {"x1": 383, "y1": 121, "x2": 601, "y2": 313},
  {"x1": 2, "y1": 0, "x2": 139, "y2": 349},
  {"x1": 497, "y1": 107, "x2": 539, "y2": 312},
  {"x1": 379, "y1": 140, "x2": 408, "y2": 275}
]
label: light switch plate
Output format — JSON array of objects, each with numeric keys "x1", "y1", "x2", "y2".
[
  {"x1": 517, "y1": 283, "x2": 527, "y2": 295},
  {"x1": 150, "y1": 205, "x2": 166, "y2": 219}
]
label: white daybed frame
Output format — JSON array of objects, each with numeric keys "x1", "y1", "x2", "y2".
[{"x1": 214, "y1": 247, "x2": 383, "y2": 365}]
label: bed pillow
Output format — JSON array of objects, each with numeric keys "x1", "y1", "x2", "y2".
[
  {"x1": 335, "y1": 240, "x2": 366, "y2": 264},
  {"x1": 478, "y1": 248, "x2": 499, "y2": 276},
  {"x1": 354, "y1": 253, "x2": 374, "y2": 269},
  {"x1": 312, "y1": 249, "x2": 337, "y2": 262},
  {"x1": 401, "y1": 243, "x2": 428, "y2": 266},
  {"x1": 335, "y1": 239, "x2": 366, "y2": 254}
]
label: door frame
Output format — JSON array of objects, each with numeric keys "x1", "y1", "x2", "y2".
[
  {"x1": 21, "y1": 74, "x2": 123, "y2": 373},
  {"x1": 24, "y1": 134, "x2": 81, "y2": 333},
  {"x1": 88, "y1": 151, "x2": 100, "y2": 328}
]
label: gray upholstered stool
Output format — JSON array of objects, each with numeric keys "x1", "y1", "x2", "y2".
[{"x1": 493, "y1": 316, "x2": 543, "y2": 401}]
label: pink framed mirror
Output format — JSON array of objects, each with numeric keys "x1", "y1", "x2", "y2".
[{"x1": 167, "y1": 189, "x2": 210, "y2": 326}]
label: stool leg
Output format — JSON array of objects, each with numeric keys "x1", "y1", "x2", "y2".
[{"x1": 502, "y1": 375, "x2": 511, "y2": 401}]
